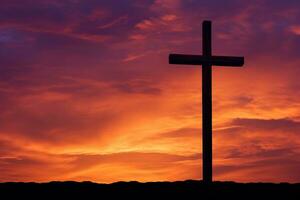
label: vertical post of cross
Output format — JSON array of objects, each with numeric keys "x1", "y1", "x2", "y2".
[
  {"x1": 169, "y1": 20, "x2": 244, "y2": 183},
  {"x1": 202, "y1": 20, "x2": 212, "y2": 183}
]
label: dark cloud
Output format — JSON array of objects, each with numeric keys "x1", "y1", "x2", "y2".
[
  {"x1": 0, "y1": 139, "x2": 22, "y2": 156},
  {"x1": 177, "y1": 0, "x2": 300, "y2": 62},
  {"x1": 233, "y1": 96, "x2": 254, "y2": 106},
  {"x1": 113, "y1": 79, "x2": 162, "y2": 95},
  {"x1": 224, "y1": 146, "x2": 297, "y2": 159},
  {"x1": 215, "y1": 156, "x2": 300, "y2": 182},
  {"x1": 0, "y1": 0, "x2": 67, "y2": 27},
  {"x1": 0, "y1": 100, "x2": 119, "y2": 144},
  {"x1": 231, "y1": 118, "x2": 300, "y2": 134}
]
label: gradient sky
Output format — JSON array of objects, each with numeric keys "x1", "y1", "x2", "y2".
[{"x1": 0, "y1": 0, "x2": 300, "y2": 183}]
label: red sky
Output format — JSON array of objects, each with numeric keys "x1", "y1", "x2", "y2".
[{"x1": 0, "y1": 0, "x2": 300, "y2": 183}]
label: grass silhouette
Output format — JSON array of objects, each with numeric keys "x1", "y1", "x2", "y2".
[{"x1": 0, "y1": 180, "x2": 299, "y2": 199}]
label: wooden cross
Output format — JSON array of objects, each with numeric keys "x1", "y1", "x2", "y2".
[{"x1": 169, "y1": 21, "x2": 244, "y2": 183}]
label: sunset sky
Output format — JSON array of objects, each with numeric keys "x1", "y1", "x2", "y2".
[{"x1": 0, "y1": 0, "x2": 300, "y2": 183}]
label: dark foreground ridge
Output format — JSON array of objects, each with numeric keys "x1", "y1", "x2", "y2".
[{"x1": 0, "y1": 180, "x2": 300, "y2": 199}]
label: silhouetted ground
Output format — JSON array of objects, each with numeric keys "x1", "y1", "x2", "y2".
[{"x1": 0, "y1": 180, "x2": 299, "y2": 199}]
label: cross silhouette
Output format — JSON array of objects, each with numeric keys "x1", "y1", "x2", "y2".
[{"x1": 169, "y1": 20, "x2": 244, "y2": 183}]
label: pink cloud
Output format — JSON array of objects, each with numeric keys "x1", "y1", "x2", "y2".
[
  {"x1": 289, "y1": 25, "x2": 300, "y2": 35},
  {"x1": 97, "y1": 15, "x2": 128, "y2": 29},
  {"x1": 161, "y1": 14, "x2": 177, "y2": 22},
  {"x1": 136, "y1": 19, "x2": 155, "y2": 30},
  {"x1": 129, "y1": 34, "x2": 147, "y2": 40}
]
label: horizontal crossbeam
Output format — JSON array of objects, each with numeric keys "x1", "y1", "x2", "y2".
[{"x1": 169, "y1": 54, "x2": 244, "y2": 67}]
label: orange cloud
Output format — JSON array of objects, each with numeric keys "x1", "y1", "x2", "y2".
[{"x1": 161, "y1": 14, "x2": 177, "y2": 22}]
